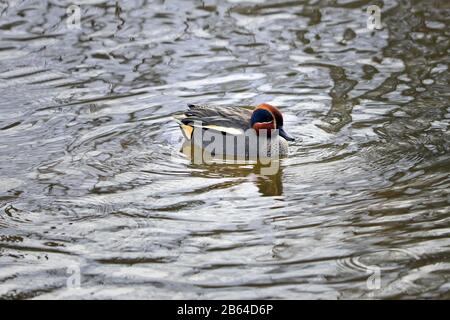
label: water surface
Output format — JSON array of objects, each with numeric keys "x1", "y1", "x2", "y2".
[{"x1": 0, "y1": 0, "x2": 449, "y2": 299}]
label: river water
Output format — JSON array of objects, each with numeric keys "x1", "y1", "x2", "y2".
[{"x1": 0, "y1": 0, "x2": 449, "y2": 299}]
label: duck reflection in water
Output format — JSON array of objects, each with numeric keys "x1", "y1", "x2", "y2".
[{"x1": 180, "y1": 141, "x2": 284, "y2": 197}]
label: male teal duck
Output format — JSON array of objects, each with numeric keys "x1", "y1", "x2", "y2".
[{"x1": 173, "y1": 103, "x2": 295, "y2": 158}]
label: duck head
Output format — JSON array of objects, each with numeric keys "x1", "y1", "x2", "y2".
[{"x1": 250, "y1": 103, "x2": 295, "y2": 141}]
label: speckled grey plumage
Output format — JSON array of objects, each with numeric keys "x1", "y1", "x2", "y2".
[{"x1": 181, "y1": 104, "x2": 252, "y2": 131}]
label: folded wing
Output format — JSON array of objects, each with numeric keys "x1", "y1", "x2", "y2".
[{"x1": 173, "y1": 104, "x2": 252, "y2": 139}]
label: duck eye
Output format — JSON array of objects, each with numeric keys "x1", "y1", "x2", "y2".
[{"x1": 251, "y1": 109, "x2": 273, "y2": 124}]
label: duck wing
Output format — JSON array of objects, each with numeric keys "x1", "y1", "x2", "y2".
[{"x1": 174, "y1": 104, "x2": 252, "y2": 138}]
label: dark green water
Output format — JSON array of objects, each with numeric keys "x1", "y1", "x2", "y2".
[{"x1": 0, "y1": 0, "x2": 449, "y2": 299}]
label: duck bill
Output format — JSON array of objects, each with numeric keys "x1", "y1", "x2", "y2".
[{"x1": 279, "y1": 127, "x2": 295, "y2": 141}]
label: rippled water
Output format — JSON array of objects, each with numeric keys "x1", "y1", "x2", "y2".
[{"x1": 0, "y1": 0, "x2": 449, "y2": 299}]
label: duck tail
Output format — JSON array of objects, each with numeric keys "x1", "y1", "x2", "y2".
[{"x1": 172, "y1": 114, "x2": 193, "y2": 140}]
